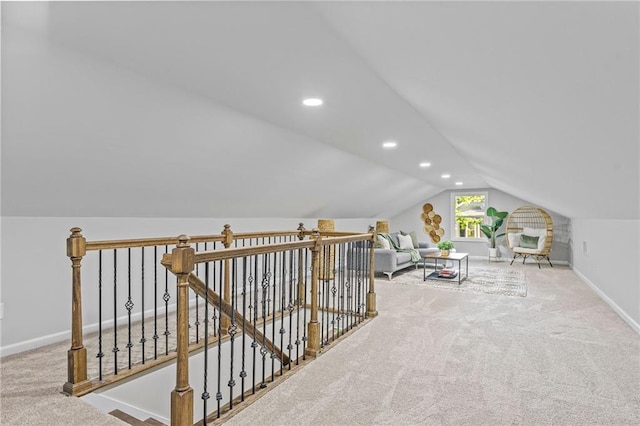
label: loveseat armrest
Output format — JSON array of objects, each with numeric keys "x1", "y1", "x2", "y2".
[{"x1": 373, "y1": 249, "x2": 397, "y2": 273}]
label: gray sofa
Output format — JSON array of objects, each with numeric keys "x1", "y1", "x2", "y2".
[{"x1": 375, "y1": 232, "x2": 439, "y2": 280}]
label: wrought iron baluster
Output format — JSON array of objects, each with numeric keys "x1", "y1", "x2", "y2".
[
  {"x1": 195, "y1": 243, "x2": 200, "y2": 344},
  {"x1": 271, "y1": 251, "x2": 277, "y2": 381},
  {"x1": 163, "y1": 245, "x2": 170, "y2": 356},
  {"x1": 279, "y1": 250, "x2": 287, "y2": 375},
  {"x1": 140, "y1": 247, "x2": 146, "y2": 364},
  {"x1": 302, "y1": 249, "x2": 309, "y2": 360},
  {"x1": 216, "y1": 261, "x2": 223, "y2": 419},
  {"x1": 252, "y1": 255, "x2": 258, "y2": 394},
  {"x1": 202, "y1": 261, "x2": 210, "y2": 425},
  {"x1": 112, "y1": 249, "x2": 119, "y2": 375},
  {"x1": 240, "y1": 257, "x2": 248, "y2": 401},
  {"x1": 227, "y1": 259, "x2": 238, "y2": 410},
  {"x1": 126, "y1": 248, "x2": 134, "y2": 370},
  {"x1": 287, "y1": 249, "x2": 295, "y2": 369},
  {"x1": 153, "y1": 246, "x2": 159, "y2": 360},
  {"x1": 260, "y1": 253, "x2": 270, "y2": 389},
  {"x1": 97, "y1": 250, "x2": 104, "y2": 380}
]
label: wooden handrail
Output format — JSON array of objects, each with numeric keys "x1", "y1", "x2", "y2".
[{"x1": 86, "y1": 230, "x2": 303, "y2": 251}]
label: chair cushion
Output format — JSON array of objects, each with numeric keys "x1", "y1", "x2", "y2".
[{"x1": 508, "y1": 232, "x2": 522, "y2": 247}]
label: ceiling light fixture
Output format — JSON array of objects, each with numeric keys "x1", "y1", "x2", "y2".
[
  {"x1": 302, "y1": 98, "x2": 323, "y2": 107},
  {"x1": 455, "y1": 181, "x2": 463, "y2": 186},
  {"x1": 441, "y1": 174, "x2": 451, "y2": 179},
  {"x1": 419, "y1": 162, "x2": 431, "y2": 168},
  {"x1": 382, "y1": 141, "x2": 397, "y2": 149}
]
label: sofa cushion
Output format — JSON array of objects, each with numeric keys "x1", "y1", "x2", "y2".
[{"x1": 395, "y1": 252, "x2": 412, "y2": 264}]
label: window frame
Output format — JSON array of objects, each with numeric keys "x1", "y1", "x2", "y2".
[{"x1": 450, "y1": 191, "x2": 489, "y2": 242}]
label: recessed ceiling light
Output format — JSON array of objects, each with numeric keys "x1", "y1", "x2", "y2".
[
  {"x1": 419, "y1": 162, "x2": 431, "y2": 168},
  {"x1": 302, "y1": 98, "x2": 323, "y2": 106},
  {"x1": 441, "y1": 174, "x2": 451, "y2": 179},
  {"x1": 455, "y1": 181, "x2": 463, "y2": 186},
  {"x1": 382, "y1": 141, "x2": 397, "y2": 149}
]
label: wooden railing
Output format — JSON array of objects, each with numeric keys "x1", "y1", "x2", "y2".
[{"x1": 63, "y1": 224, "x2": 377, "y2": 425}]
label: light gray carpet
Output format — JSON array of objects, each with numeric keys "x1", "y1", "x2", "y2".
[
  {"x1": 2, "y1": 261, "x2": 639, "y2": 425},
  {"x1": 395, "y1": 264, "x2": 527, "y2": 297}
]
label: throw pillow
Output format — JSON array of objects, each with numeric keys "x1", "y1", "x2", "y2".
[
  {"x1": 389, "y1": 232, "x2": 400, "y2": 248},
  {"x1": 398, "y1": 233, "x2": 414, "y2": 249},
  {"x1": 376, "y1": 234, "x2": 391, "y2": 250},
  {"x1": 400, "y1": 230, "x2": 419, "y2": 248},
  {"x1": 507, "y1": 232, "x2": 522, "y2": 248},
  {"x1": 520, "y1": 234, "x2": 539, "y2": 249}
]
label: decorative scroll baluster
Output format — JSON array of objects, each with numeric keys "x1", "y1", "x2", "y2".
[
  {"x1": 126, "y1": 248, "x2": 134, "y2": 370},
  {"x1": 240, "y1": 257, "x2": 248, "y2": 400},
  {"x1": 216, "y1": 260, "x2": 223, "y2": 418},
  {"x1": 140, "y1": 247, "x2": 146, "y2": 364},
  {"x1": 227, "y1": 259, "x2": 238, "y2": 410},
  {"x1": 164, "y1": 245, "x2": 170, "y2": 356},
  {"x1": 252, "y1": 255, "x2": 258, "y2": 394},
  {"x1": 260, "y1": 254, "x2": 270, "y2": 389}
]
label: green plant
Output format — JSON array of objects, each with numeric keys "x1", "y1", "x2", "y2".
[
  {"x1": 437, "y1": 240, "x2": 454, "y2": 250},
  {"x1": 480, "y1": 207, "x2": 509, "y2": 248}
]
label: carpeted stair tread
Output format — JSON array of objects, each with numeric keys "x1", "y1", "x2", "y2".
[{"x1": 109, "y1": 409, "x2": 165, "y2": 426}]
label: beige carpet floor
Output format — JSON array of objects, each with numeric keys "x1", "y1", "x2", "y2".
[{"x1": 2, "y1": 260, "x2": 639, "y2": 425}]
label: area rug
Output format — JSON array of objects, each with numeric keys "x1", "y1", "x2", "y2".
[{"x1": 392, "y1": 264, "x2": 527, "y2": 297}]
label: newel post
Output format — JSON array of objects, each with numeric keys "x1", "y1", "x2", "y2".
[
  {"x1": 305, "y1": 228, "x2": 322, "y2": 357},
  {"x1": 171, "y1": 235, "x2": 195, "y2": 426},
  {"x1": 63, "y1": 227, "x2": 91, "y2": 395},
  {"x1": 221, "y1": 224, "x2": 234, "y2": 334},
  {"x1": 367, "y1": 225, "x2": 378, "y2": 318}
]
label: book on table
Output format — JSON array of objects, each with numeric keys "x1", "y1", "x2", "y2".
[{"x1": 438, "y1": 268, "x2": 458, "y2": 278}]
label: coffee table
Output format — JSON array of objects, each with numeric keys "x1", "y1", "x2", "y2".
[{"x1": 423, "y1": 252, "x2": 469, "y2": 285}]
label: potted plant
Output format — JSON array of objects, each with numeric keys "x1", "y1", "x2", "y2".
[
  {"x1": 480, "y1": 207, "x2": 508, "y2": 258},
  {"x1": 437, "y1": 240, "x2": 454, "y2": 257}
]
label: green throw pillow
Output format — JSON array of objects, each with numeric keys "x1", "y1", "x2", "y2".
[{"x1": 520, "y1": 234, "x2": 539, "y2": 249}]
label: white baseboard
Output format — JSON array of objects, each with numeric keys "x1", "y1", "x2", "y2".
[
  {"x1": 573, "y1": 268, "x2": 640, "y2": 336},
  {"x1": 0, "y1": 329, "x2": 71, "y2": 358},
  {"x1": 0, "y1": 299, "x2": 193, "y2": 357}
]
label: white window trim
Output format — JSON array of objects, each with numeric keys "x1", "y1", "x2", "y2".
[{"x1": 450, "y1": 191, "x2": 489, "y2": 243}]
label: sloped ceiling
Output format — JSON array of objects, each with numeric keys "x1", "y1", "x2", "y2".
[{"x1": 2, "y1": 2, "x2": 638, "y2": 220}]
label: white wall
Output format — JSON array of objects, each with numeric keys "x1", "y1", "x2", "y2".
[
  {"x1": 389, "y1": 188, "x2": 571, "y2": 262},
  {"x1": 571, "y1": 219, "x2": 640, "y2": 332},
  {"x1": 0, "y1": 216, "x2": 373, "y2": 356}
]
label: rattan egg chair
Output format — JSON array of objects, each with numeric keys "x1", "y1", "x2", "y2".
[{"x1": 505, "y1": 206, "x2": 553, "y2": 268}]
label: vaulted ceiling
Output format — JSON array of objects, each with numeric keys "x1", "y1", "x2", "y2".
[{"x1": 2, "y1": 2, "x2": 638, "y2": 220}]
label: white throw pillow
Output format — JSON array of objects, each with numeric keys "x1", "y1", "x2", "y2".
[
  {"x1": 377, "y1": 235, "x2": 391, "y2": 249},
  {"x1": 398, "y1": 233, "x2": 414, "y2": 249},
  {"x1": 508, "y1": 232, "x2": 522, "y2": 248}
]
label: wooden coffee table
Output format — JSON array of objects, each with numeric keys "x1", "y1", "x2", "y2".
[{"x1": 423, "y1": 252, "x2": 469, "y2": 285}]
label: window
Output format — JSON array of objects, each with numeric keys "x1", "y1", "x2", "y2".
[{"x1": 451, "y1": 192, "x2": 488, "y2": 240}]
